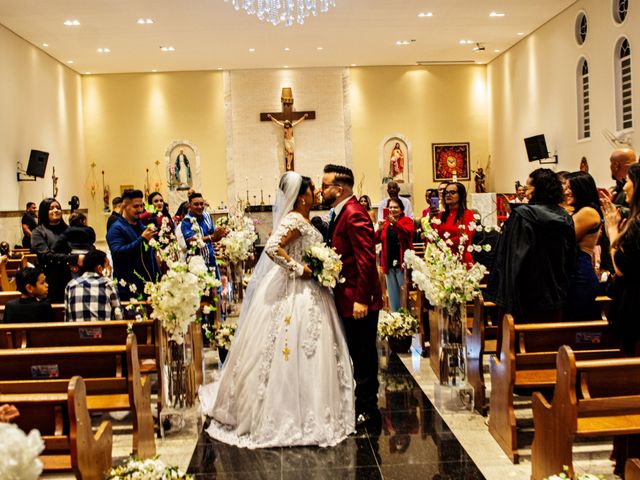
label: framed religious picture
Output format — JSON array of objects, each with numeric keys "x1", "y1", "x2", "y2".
[
  {"x1": 432, "y1": 143, "x2": 471, "y2": 181},
  {"x1": 119, "y1": 184, "x2": 134, "y2": 195}
]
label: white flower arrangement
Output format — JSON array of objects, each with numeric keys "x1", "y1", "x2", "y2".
[
  {"x1": 219, "y1": 203, "x2": 258, "y2": 264},
  {"x1": 145, "y1": 255, "x2": 221, "y2": 344},
  {"x1": 404, "y1": 216, "x2": 489, "y2": 311},
  {"x1": 303, "y1": 243, "x2": 344, "y2": 288},
  {"x1": 377, "y1": 309, "x2": 419, "y2": 340},
  {"x1": 106, "y1": 456, "x2": 192, "y2": 480},
  {"x1": 545, "y1": 466, "x2": 602, "y2": 479},
  {"x1": 213, "y1": 321, "x2": 237, "y2": 350},
  {"x1": 0, "y1": 423, "x2": 44, "y2": 480}
]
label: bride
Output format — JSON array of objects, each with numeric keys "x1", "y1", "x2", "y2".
[{"x1": 199, "y1": 171, "x2": 355, "y2": 448}]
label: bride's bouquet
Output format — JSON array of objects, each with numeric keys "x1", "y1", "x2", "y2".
[{"x1": 303, "y1": 243, "x2": 344, "y2": 288}]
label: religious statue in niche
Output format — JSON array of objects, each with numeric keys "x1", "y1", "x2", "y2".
[
  {"x1": 382, "y1": 137, "x2": 409, "y2": 184},
  {"x1": 169, "y1": 148, "x2": 193, "y2": 191},
  {"x1": 260, "y1": 87, "x2": 316, "y2": 173},
  {"x1": 267, "y1": 113, "x2": 308, "y2": 171},
  {"x1": 389, "y1": 142, "x2": 405, "y2": 182}
]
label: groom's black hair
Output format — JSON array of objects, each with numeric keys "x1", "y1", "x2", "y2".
[{"x1": 323, "y1": 164, "x2": 354, "y2": 187}]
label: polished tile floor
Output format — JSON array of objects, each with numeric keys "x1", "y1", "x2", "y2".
[{"x1": 187, "y1": 353, "x2": 486, "y2": 479}]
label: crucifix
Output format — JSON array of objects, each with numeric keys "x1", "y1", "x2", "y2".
[{"x1": 260, "y1": 87, "x2": 316, "y2": 172}]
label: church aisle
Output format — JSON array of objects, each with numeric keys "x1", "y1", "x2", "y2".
[{"x1": 187, "y1": 353, "x2": 485, "y2": 479}]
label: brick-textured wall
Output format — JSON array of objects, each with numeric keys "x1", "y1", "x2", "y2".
[{"x1": 226, "y1": 68, "x2": 348, "y2": 202}]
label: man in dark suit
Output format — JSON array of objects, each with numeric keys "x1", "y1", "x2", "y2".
[{"x1": 321, "y1": 164, "x2": 383, "y2": 428}]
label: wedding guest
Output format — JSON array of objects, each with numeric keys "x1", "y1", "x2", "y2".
[
  {"x1": 359, "y1": 195, "x2": 377, "y2": 225},
  {"x1": 513, "y1": 183, "x2": 528, "y2": 203},
  {"x1": 421, "y1": 188, "x2": 439, "y2": 218},
  {"x1": 65, "y1": 249, "x2": 123, "y2": 322},
  {"x1": 174, "y1": 188, "x2": 195, "y2": 220},
  {"x1": 376, "y1": 198, "x2": 414, "y2": 312},
  {"x1": 21, "y1": 202, "x2": 37, "y2": 249},
  {"x1": 141, "y1": 192, "x2": 175, "y2": 232},
  {"x1": 55, "y1": 212, "x2": 96, "y2": 255},
  {"x1": 181, "y1": 192, "x2": 227, "y2": 275},
  {"x1": 564, "y1": 171, "x2": 603, "y2": 320},
  {"x1": 487, "y1": 168, "x2": 576, "y2": 323},
  {"x1": 106, "y1": 196, "x2": 123, "y2": 233},
  {"x1": 2, "y1": 267, "x2": 55, "y2": 324},
  {"x1": 31, "y1": 198, "x2": 82, "y2": 302},
  {"x1": 432, "y1": 182, "x2": 475, "y2": 266},
  {"x1": 377, "y1": 181, "x2": 413, "y2": 221},
  {"x1": 602, "y1": 162, "x2": 640, "y2": 475},
  {"x1": 107, "y1": 189, "x2": 159, "y2": 300}
]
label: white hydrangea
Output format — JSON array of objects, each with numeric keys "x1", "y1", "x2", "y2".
[
  {"x1": 0, "y1": 423, "x2": 44, "y2": 480},
  {"x1": 106, "y1": 456, "x2": 191, "y2": 479},
  {"x1": 377, "y1": 310, "x2": 419, "y2": 340}
]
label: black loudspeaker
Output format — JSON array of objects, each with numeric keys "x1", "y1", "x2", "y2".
[
  {"x1": 26, "y1": 150, "x2": 49, "y2": 178},
  {"x1": 524, "y1": 135, "x2": 549, "y2": 162}
]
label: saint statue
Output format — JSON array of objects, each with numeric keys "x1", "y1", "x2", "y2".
[
  {"x1": 171, "y1": 148, "x2": 192, "y2": 191},
  {"x1": 389, "y1": 142, "x2": 405, "y2": 182},
  {"x1": 267, "y1": 113, "x2": 308, "y2": 171},
  {"x1": 473, "y1": 167, "x2": 487, "y2": 193}
]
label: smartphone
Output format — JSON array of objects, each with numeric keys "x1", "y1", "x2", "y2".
[
  {"x1": 429, "y1": 197, "x2": 440, "y2": 210},
  {"x1": 383, "y1": 208, "x2": 390, "y2": 218}
]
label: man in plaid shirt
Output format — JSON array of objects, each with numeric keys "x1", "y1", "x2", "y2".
[{"x1": 65, "y1": 249, "x2": 123, "y2": 321}]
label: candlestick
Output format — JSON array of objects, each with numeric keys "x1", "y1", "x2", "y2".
[
  {"x1": 246, "y1": 189, "x2": 250, "y2": 205},
  {"x1": 260, "y1": 189, "x2": 265, "y2": 205},
  {"x1": 268, "y1": 194, "x2": 272, "y2": 204}
]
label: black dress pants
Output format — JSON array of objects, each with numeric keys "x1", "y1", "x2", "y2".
[{"x1": 342, "y1": 309, "x2": 380, "y2": 415}]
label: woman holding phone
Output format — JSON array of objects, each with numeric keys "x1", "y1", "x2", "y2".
[
  {"x1": 432, "y1": 182, "x2": 476, "y2": 266},
  {"x1": 376, "y1": 198, "x2": 414, "y2": 312}
]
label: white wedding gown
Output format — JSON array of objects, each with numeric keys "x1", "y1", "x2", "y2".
[{"x1": 199, "y1": 212, "x2": 355, "y2": 448}]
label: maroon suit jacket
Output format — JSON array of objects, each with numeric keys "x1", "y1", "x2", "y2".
[{"x1": 331, "y1": 196, "x2": 383, "y2": 318}]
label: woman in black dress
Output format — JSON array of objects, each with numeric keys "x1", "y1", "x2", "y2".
[
  {"x1": 602, "y1": 162, "x2": 640, "y2": 475},
  {"x1": 30, "y1": 198, "x2": 81, "y2": 302}
]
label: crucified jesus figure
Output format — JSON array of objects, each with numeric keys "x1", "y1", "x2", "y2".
[{"x1": 267, "y1": 113, "x2": 308, "y2": 171}]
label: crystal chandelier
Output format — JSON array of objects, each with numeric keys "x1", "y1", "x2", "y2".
[{"x1": 225, "y1": 0, "x2": 336, "y2": 27}]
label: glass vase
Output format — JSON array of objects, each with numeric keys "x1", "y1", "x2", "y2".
[
  {"x1": 159, "y1": 330, "x2": 194, "y2": 437},
  {"x1": 228, "y1": 262, "x2": 244, "y2": 315},
  {"x1": 437, "y1": 304, "x2": 467, "y2": 386}
]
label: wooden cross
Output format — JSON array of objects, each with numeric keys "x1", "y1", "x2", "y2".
[
  {"x1": 261, "y1": 87, "x2": 316, "y2": 172},
  {"x1": 260, "y1": 87, "x2": 316, "y2": 123}
]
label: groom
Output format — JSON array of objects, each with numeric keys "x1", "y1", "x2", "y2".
[{"x1": 321, "y1": 164, "x2": 383, "y2": 428}]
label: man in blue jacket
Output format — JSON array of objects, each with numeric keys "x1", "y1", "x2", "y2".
[{"x1": 107, "y1": 189, "x2": 159, "y2": 299}]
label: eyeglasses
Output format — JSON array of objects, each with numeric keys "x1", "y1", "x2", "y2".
[{"x1": 444, "y1": 190, "x2": 459, "y2": 196}]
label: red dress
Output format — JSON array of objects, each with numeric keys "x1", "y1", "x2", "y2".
[{"x1": 434, "y1": 208, "x2": 476, "y2": 266}]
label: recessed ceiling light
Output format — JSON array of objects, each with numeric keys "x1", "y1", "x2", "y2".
[
  {"x1": 283, "y1": 65, "x2": 289, "y2": 69},
  {"x1": 42, "y1": 43, "x2": 49, "y2": 47},
  {"x1": 418, "y1": 12, "x2": 433, "y2": 17},
  {"x1": 396, "y1": 40, "x2": 410, "y2": 46},
  {"x1": 249, "y1": 48, "x2": 255, "y2": 52},
  {"x1": 494, "y1": 49, "x2": 501, "y2": 53},
  {"x1": 85, "y1": 72, "x2": 91, "y2": 75},
  {"x1": 517, "y1": 32, "x2": 525, "y2": 36},
  {"x1": 317, "y1": 46, "x2": 323, "y2": 50},
  {"x1": 64, "y1": 20, "x2": 80, "y2": 26},
  {"x1": 489, "y1": 11, "x2": 505, "y2": 17},
  {"x1": 152, "y1": 69, "x2": 158, "y2": 72},
  {"x1": 97, "y1": 48, "x2": 111, "y2": 53},
  {"x1": 350, "y1": 63, "x2": 357, "y2": 67},
  {"x1": 217, "y1": 67, "x2": 223, "y2": 70},
  {"x1": 160, "y1": 46, "x2": 175, "y2": 52},
  {"x1": 137, "y1": 18, "x2": 154, "y2": 24},
  {"x1": 459, "y1": 39, "x2": 474, "y2": 45},
  {"x1": 67, "y1": 60, "x2": 74, "y2": 64},
  {"x1": 284, "y1": 47, "x2": 290, "y2": 51}
]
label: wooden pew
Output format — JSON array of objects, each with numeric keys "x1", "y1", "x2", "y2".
[
  {"x1": 628, "y1": 459, "x2": 640, "y2": 480},
  {"x1": 0, "y1": 376, "x2": 112, "y2": 479},
  {"x1": 488, "y1": 314, "x2": 621, "y2": 462},
  {"x1": 465, "y1": 296, "x2": 498, "y2": 414},
  {"x1": 0, "y1": 333, "x2": 155, "y2": 457},
  {"x1": 531, "y1": 346, "x2": 640, "y2": 480},
  {"x1": 0, "y1": 290, "x2": 21, "y2": 306},
  {"x1": 0, "y1": 258, "x2": 16, "y2": 291}
]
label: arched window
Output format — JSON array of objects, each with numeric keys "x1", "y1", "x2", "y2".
[
  {"x1": 575, "y1": 12, "x2": 587, "y2": 45},
  {"x1": 615, "y1": 38, "x2": 633, "y2": 131},
  {"x1": 613, "y1": 0, "x2": 629, "y2": 23},
  {"x1": 577, "y1": 58, "x2": 591, "y2": 139}
]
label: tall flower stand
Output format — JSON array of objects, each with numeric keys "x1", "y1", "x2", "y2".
[
  {"x1": 159, "y1": 328, "x2": 197, "y2": 437},
  {"x1": 227, "y1": 262, "x2": 244, "y2": 316},
  {"x1": 434, "y1": 304, "x2": 474, "y2": 412}
]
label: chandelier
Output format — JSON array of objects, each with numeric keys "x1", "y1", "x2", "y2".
[{"x1": 225, "y1": 0, "x2": 336, "y2": 27}]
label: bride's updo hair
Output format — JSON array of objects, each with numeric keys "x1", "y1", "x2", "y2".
[{"x1": 297, "y1": 176, "x2": 313, "y2": 198}]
